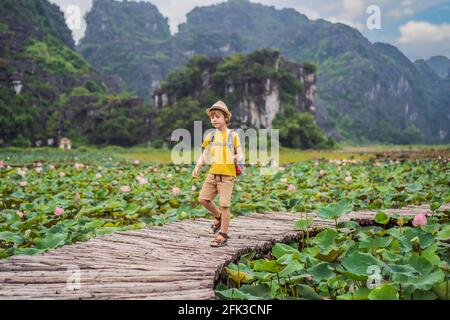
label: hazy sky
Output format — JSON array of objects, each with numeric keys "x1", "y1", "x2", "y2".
[{"x1": 49, "y1": 0, "x2": 450, "y2": 60}]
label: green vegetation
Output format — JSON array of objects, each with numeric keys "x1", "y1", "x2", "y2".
[
  {"x1": 25, "y1": 37, "x2": 91, "y2": 75},
  {"x1": 302, "y1": 61, "x2": 318, "y2": 74},
  {"x1": 217, "y1": 205, "x2": 449, "y2": 299},
  {"x1": 273, "y1": 107, "x2": 334, "y2": 149},
  {"x1": 1, "y1": 150, "x2": 448, "y2": 260},
  {"x1": 0, "y1": 0, "x2": 150, "y2": 148},
  {"x1": 157, "y1": 49, "x2": 332, "y2": 150}
]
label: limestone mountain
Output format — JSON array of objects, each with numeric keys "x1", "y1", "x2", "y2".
[
  {"x1": 0, "y1": 0, "x2": 151, "y2": 147},
  {"x1": 426, "y1": 56, "x2": 450, "y2": 79},
  {"x1": 78, "y1": 0, "x2": 182, "y2": 100},
  {"x1": 414, "y1": 59, "x2": 450, "y2": 141},
  {"x1": 79, "y1": 0, "x2": 450, "y2": 144},
  {"x1": 153, "y1": 49, "x2": 333, "y2": 149}
]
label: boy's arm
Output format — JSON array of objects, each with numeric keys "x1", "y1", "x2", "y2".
[
  {"x1": 233, "y1": 133, "x2": 243, "y2": 162},
  {"x1": 192, "y1": 147, "x2": 209, "y2": 178},
  {"x1": 193, "y1": 133, "x2": 211, "y2": 178},
  {"x1": 234, "y1": 145, "x2": 244, "y2": 162}
]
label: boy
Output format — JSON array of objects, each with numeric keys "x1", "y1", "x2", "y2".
[{"x1": 192, "y1": 101, "x2": 243, "y2": 247}]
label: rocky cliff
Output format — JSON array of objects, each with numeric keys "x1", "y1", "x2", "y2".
[
  {"x1": 153, "y1": 50, "x2": 316, "y2": 129},
  {"x1": 0, "y1": 0, "x2": 150, "y2": 147},
  {"x1": 426, "y1": 56, "x2": 450, "y2": 79},
  {"x1": 78, "y1": 0, "x2": 181, "y2": 100}
]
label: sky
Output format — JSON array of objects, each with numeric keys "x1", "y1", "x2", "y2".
[{"x1": 49, "y1": 0, "x2": 450, "y2": 61}]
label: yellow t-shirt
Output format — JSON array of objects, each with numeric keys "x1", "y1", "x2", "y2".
[{"x1": 202, "y1": 128, "x2": 241, "y2": 177}]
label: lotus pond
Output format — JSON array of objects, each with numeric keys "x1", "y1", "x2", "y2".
[
  {"x1": 0, "y1": 150, "x2": 449, "y2": 271},
  {"x1": 215, "y1": 199, "x2": 450, "y2": 300}
]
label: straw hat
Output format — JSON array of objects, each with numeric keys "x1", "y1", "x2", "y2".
[{"x1": 206, "y1": 100, "x2": 232, "y2": 120}]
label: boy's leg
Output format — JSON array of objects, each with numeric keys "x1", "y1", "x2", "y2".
[
  {"x1": 198, "y1": 173, "x2": 220, "y2": 217},
  {"x1": 215, "y1": 175, "x2": 235, "y2": 240},
  {"x1": 199, "y1": 199, "x2": 221, "y2": 217},
  {"x1": 219, "y1": 206, "x2": 230, "y2": 234}
]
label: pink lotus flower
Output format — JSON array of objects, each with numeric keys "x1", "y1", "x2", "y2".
[
  {"x1": 121, "y1": 185, "x2": 131, "y2": 193},
  {"x1": 16, "y1": 211, "x2": 24, "y2": 217},
  {"x1": 271, "y1": 160, "x2": 279, "y2": 168},
  {"x1": 35, "y1": 162, "x2": 42, "y2": 167},
  {"x1": 191, "y1": 185, "x2": 197, "y2": 191},
  {"x1": 95, "y1": 173, "x2": 102, "y2": 179},
  {"x1": 345, "y1": 175, "x2": 353, "y2": 183},
  {"x1": 35, "y1": 167, "x2": 43, "y2": 174},
  {"x1": 59, "y1": 172, "x2": 65, "y2": 177},
  {"x1": 17, "y1": 168, "x2": 27, "y2": 177},
  {"x1": 287, "y1": 184, "x2": 297, "y2": 192},
  {"x1": 49, "y1": 164, "x2": 55, "y2": 170},
  {"x1": 0, "y1": 160, "x2": 4, "y2": 168},
  {"x1": 412, "y1": 214, "x2": 427, "y2": 227},
  {"x1": 172, "y1": 187, "x2": 181, "y2": 195},
  {"x1": 133, "y1": 160, "x2": 140, "y2": 166},
  {"x1": 54, "y1": 207, "x2": 64, "y2": 216},
  {"x1": 19, "y1": 181, "x2": 28, "y2": 187},
  {"x1": 74, "y1": 162, "x2": 84, "y2": 170},
  {"x1": 137, "y1": 177, "x2": 148, "y2": 185},
  {"x1": 319, "y1": 169, "x2": 327, "y2": 177}
]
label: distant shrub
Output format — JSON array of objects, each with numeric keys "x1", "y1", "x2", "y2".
[
  {"x1": 11, "y1": 135, "x2": 31, "y2": 148},
  {"x1": 302, "y1": 61, "x2": 318, "y2": 74},
  {"x1": 25, "y1": 38, "x2": 91, "y2": 75}
]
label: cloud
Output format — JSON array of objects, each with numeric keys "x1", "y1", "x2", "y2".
[
  {"x1": 395, "y1": 20, "x2": 450, "y2": 59},
  {"x1": 387, "y1": 0, "x2": 415, "y2": 18},
  {"x1": 342, "y1": 0, "x2": 366, "y2": 20},
  {"x1": 398, "y1": 20, "x2": 450, "y2": 43},
  {"x1": 48, "y1": 0, "x2": 92, "y2": 44},
  {"x1": 327, "y1": 17, "x2": 366, "y2": 31},
  {"x1": 150, "y1": 0, "x2": 221, "y2": 33}
]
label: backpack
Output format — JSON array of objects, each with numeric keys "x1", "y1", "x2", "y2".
[{"x1": 210, "y1": 129, "x2": 245, "y2": 176}]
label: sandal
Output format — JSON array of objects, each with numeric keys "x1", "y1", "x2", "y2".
[
  {"x1": 210, "y1": 210, "x2": 222, "y2": 234},
  {"x1": 210, "y1": 232, "x2": 229, "y2": 247}
]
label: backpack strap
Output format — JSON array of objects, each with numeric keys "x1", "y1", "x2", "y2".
[
  {"x1": 210, "y1": 129, "x2": 218, "y2": 143},
  {"x1": 227, "y1": 129, "x2": 244, "y2": 170},
  {"x1": 227, "y1": 129, "x2": 234, "y2": 150}
]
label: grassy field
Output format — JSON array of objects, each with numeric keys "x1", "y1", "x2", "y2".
[
  {"x1": 1, "y1": 144, "x2": 449, "y2": 166},
  {"x1": 113, "y1": 144, "x2": 450, "y2": 164}
]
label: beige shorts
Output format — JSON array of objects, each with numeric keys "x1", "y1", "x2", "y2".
[{"x1": 198, "y1": 173, "x2": 236, "y2": 207}]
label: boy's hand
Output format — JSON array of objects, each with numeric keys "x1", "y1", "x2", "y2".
[
  {"x1": 192, "y1": 166, "x2": 200, "y2": 178},
  {"x1": 233, "y1": 153, "x2": 243, "y2": 162}
]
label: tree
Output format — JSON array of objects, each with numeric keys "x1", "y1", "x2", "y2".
[{"x1": 273, "y1": 108, "x2": 334, "y2": 149}]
